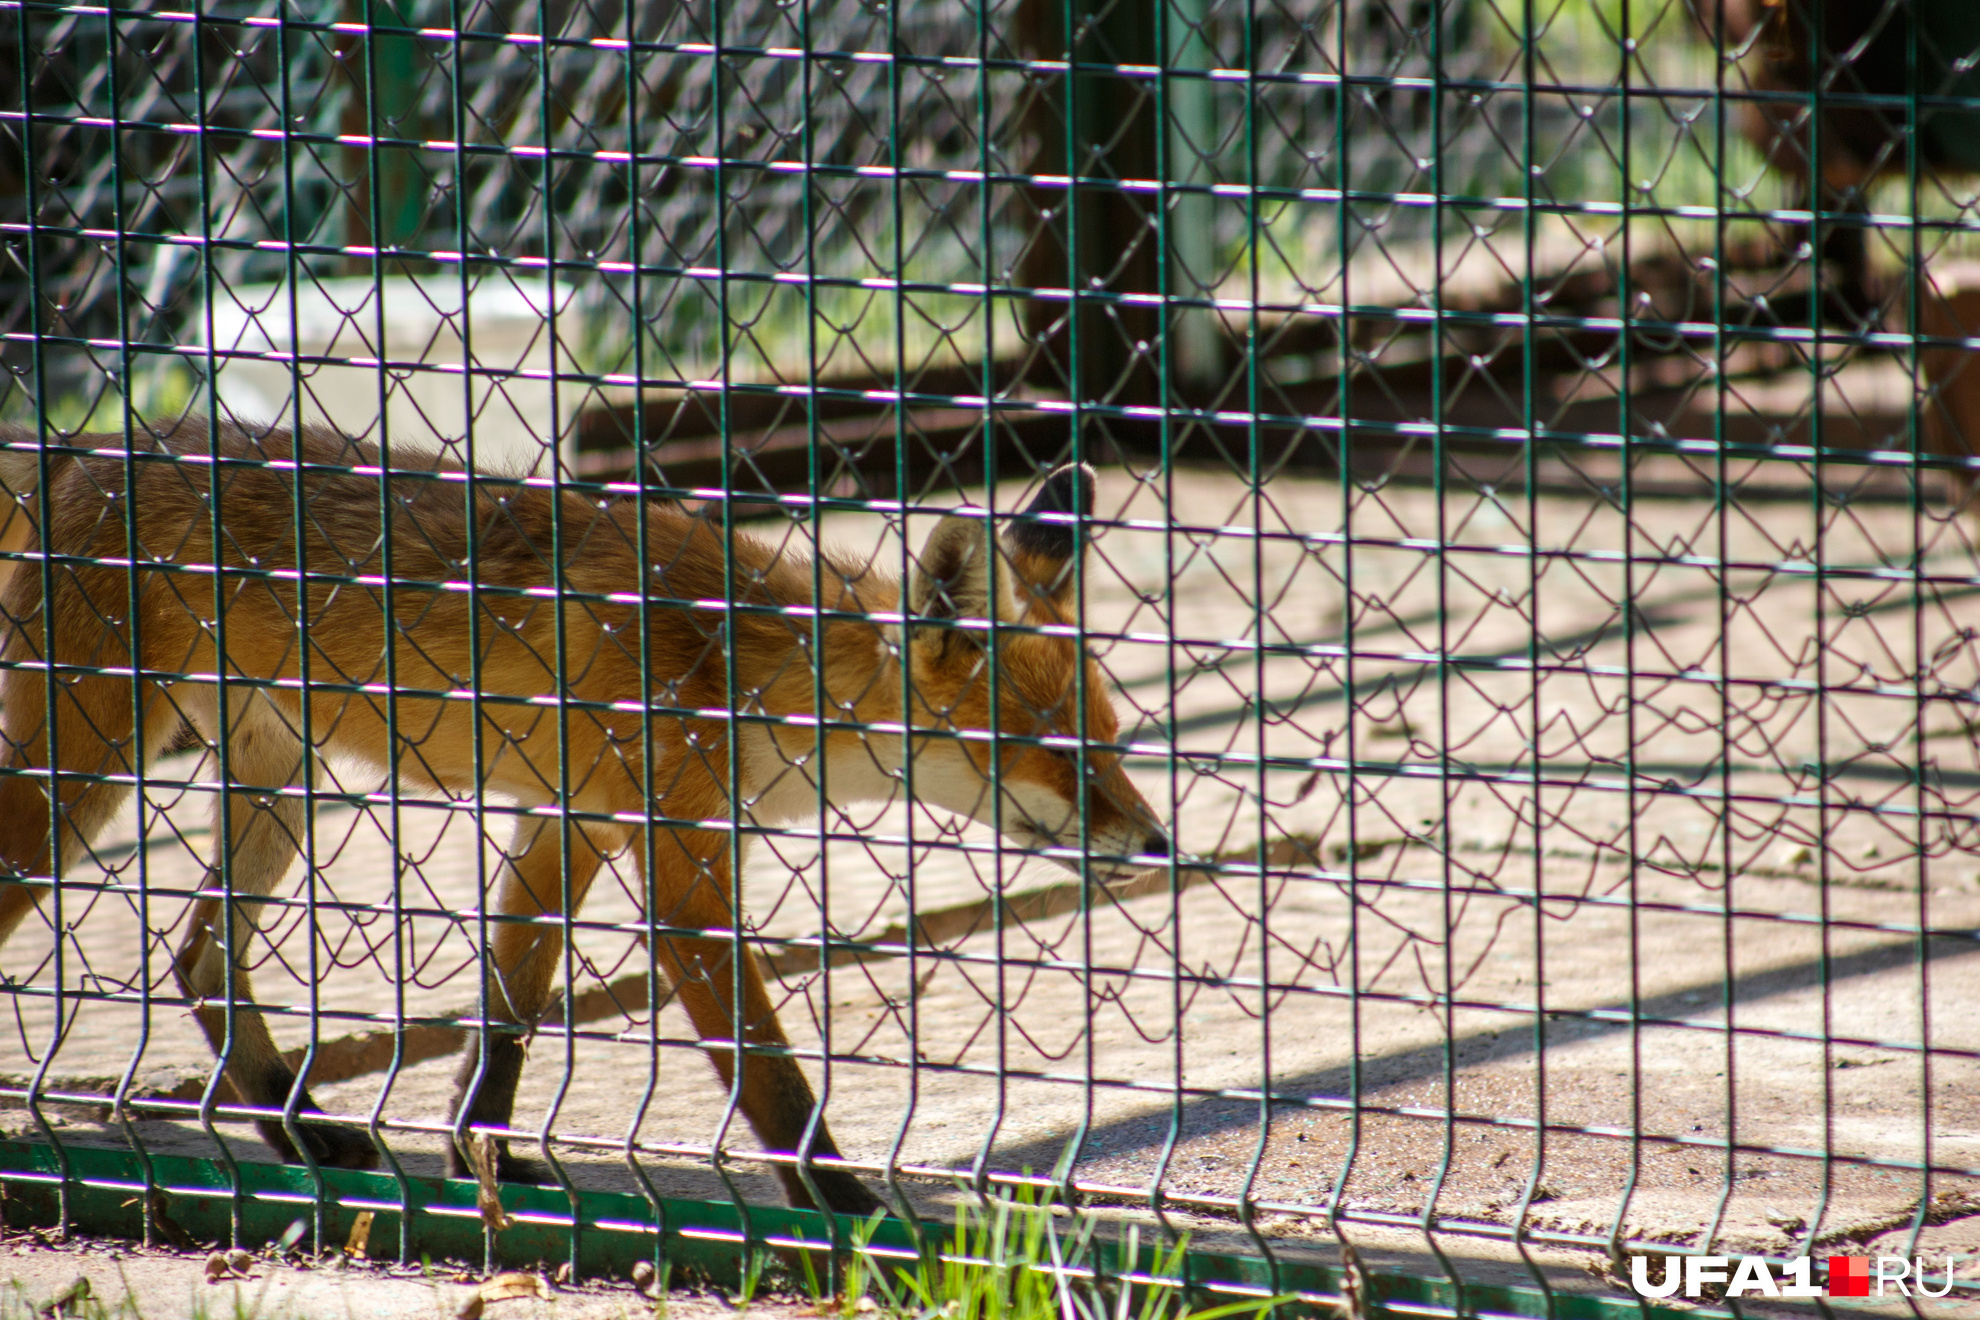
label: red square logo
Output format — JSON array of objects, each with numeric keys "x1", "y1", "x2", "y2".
[{"x1": 1828, "y1": 1256, "x2": 1870, "y2": 1297}]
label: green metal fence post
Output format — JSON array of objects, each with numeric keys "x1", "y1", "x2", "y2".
[
  {"x1": 341, "y1": 0, "x2": 425, "y2": 265},
  {"x1": 1164, "y1": 0, "x2": 1221, "y2": 395},
  {"x1": 1015, "y1": 0, "x2": 1160, "y2": 416}
]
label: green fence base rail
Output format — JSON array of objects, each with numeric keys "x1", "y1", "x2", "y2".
[{"x1": 0, "y1": 1139, "x2": 1709, "y2": 1320}]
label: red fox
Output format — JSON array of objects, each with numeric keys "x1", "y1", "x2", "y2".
[{"x1": 0, "y1": 418, "x2": 1168, "y2": 1214}]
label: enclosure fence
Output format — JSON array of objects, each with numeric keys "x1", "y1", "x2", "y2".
[{"x1": 1, "y1": 0, "x2": 1979, "y2": 1311}]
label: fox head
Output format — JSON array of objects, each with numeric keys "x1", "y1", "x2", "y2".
[{"x1": 898, "y1": 465, "x2": 1169, "y2": 878}]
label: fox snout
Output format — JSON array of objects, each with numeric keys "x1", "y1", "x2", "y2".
[
  {"x1": 998, "y1": 773, "x2": 1171, "y2": 878},
  {"x1": 1010, "y1": 820, "x2": 1172, "y2": 879}
]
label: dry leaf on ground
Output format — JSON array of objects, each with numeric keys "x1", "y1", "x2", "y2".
[
  {"x1": 344, "y1": 1209, "x2": 375, "y2": 1258},
  {"x1": 465, "y1": 1135, "x2": 516, "y2": 1233},
  {"x1": 456, "y1": 1271, "x2": 552, "y2": 1317},
  {"x1": 36, "y1": 1275, "x2": 89, "y2": 1317}
]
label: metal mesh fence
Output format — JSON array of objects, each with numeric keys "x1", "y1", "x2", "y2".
[{"x1": 2, "y1": 0, "x2": 1980, "y2": 1306}]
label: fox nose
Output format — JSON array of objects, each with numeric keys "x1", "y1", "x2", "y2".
[{"x1": 1143, "y1": 831, "x2": 1171, "y2": 859}]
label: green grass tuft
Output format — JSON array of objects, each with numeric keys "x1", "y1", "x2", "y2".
[{"x1": 816, "y1": 1188, "x2": 1296, "y2": 1320}]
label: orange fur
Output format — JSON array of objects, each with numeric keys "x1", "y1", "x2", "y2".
[{"x1": 0, "y1": 418, "x2": 1163, "y2": 1212}]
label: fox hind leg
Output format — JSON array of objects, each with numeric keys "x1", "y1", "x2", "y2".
[
  {"x1": 0, "y1": 617, "x2": 165, "y2": 966},
  {"x1": 172, "y1": 687, "x2": 374, "y2": 1170}
]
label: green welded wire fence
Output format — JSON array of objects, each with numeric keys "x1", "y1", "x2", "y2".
[{"x1": 1, "y1": 0, "x2": 1979, "y2": 1312}]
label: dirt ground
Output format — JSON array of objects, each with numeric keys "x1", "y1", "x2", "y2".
[
  {"x1": 0, "y1": 458, "x2": 1976, "y2": 1310},
  {"x1": 0, "y1": 1234, "x2": 757, "y2": 1318}
]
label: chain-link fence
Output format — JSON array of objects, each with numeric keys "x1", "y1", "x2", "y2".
[{"x1": 2, "y1": 0, "x2": 1979, "y2": 1308}]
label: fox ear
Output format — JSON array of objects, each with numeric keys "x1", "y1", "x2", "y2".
[
  {"x1": 1003, "y1": 463, "x2": 1095, "y2": 609},
  {"x1": 906, "y1": 514, "x2": 996, "y2": 649}
]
